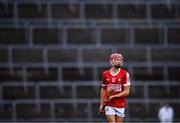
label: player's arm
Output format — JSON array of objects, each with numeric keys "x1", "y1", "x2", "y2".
[
  {"x1": 99, "y1": 72, "x2": 106, "y2": 108},
  {"x1": 99, "y1": 72, "x2": 106, "y2": 114},
  {"x1": 100, "y1": 86, "x2": 106, "y2": 108},
  {"x1": 98, "y1": 86, "x2": 106, "y2": 114},
  {"x1": 110, "y1": 85, "x2": 130, "y2": 99}
]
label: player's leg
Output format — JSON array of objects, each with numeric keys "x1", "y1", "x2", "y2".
[
  {"x1": 115, "y1": 115, "x2": 123, "y2": 123},
  {"x1": 105, "y1": 106, "x2": 116, "y2": 123},
  {"x1": 114, "y1": 108, "x2": 125, "y2": 123},
  {"x1": 106, "y1": 115, "x2": 116, "y2": 123}
]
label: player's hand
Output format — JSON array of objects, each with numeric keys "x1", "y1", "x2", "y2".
[
  {"x1": 105, "y1": 96, "x2": 113, "y2": 102},
  {"x1": 98, "y1": 105, "x2": 104, "y2": 114}
]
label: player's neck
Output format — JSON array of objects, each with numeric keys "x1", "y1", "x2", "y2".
[{"x1": 110, "y1": 67, "x2": 120, "y2": 76}]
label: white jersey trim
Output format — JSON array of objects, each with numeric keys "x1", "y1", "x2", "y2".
[
  {"x1": 110, "y1": 68, "x2": 121, "y2": 76},
  {"x1": 124, "y1": 72, "x2": 131, "y2": 86},
  {"x1": 102, "y1": 84, "x2": 106, "y2": 87}
]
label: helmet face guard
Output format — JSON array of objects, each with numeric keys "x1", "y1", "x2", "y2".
[{"x1": 109, "y1": 53, "x2": 123, "y2": 67}]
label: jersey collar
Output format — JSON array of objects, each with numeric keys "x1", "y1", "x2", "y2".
[{"x1": 110, "y1": 68, "x2": 121, "y2": 76}]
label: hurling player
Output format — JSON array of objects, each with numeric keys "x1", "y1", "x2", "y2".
[{"x1": 99, "y1": 53, "x2": 131, "y2": 123}]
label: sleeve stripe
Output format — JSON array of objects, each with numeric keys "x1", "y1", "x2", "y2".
[
  {"x1": 124, "y1": 83, "x2": 131, "y2": 86},
  {"x1": 124, "y1": 72, "x2": 131, "y2": 86},
  {"x1": 102, "y1": 84, "x2": 106, "y2": 87}
]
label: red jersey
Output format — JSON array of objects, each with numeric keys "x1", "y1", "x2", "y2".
[{"x1": 101, "y1": 68, "x2": 131, "y2": 108}]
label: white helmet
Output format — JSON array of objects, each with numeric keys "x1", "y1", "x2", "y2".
[{"x1": 109, "y1": 53, "x2": 123, "y2": 66}]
